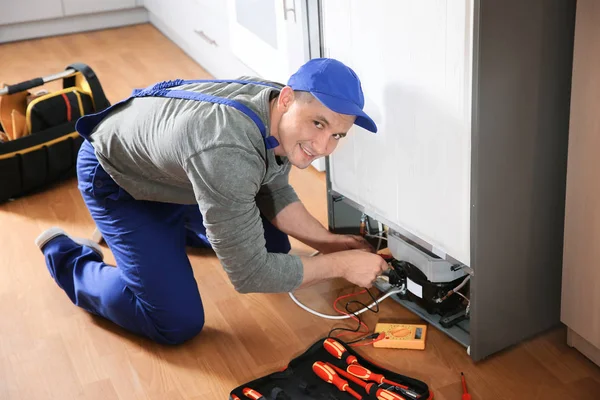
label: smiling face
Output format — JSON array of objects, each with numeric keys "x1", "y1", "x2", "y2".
[{"x1": 270, "y1": 87, "x2": 356, "y2": 169}]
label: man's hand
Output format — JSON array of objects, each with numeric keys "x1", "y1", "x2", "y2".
[
  {"x1": 331, "y1": 250, "x2": 389, "y2": 288},
  {"x1": 319, "y1": 234, "x2": 375, "y2": 254},
  {"x1": 299, "y1": 249, "x2": 389, "y2": 289}
]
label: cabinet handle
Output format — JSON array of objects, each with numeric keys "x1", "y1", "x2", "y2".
[
  {"x1": 283, "y1": 0, "x2": 297, "y2": 23},
  {"x1": 194, "y1": 29, "x2": 218, "y2": 46}
]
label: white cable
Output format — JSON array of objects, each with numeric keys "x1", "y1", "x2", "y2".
[
  {"x1": 455, "y1": 291, "x2": 471, "y2": 315},
  {"x1": 376, "y1": 222, "x2": 383, "y2": 251},
  {"x1": 455, "y1": 291, "x2": 469, "y2": 303},
  {"x1": 289, "y1": 242, "x2": 402, "y2": 320},
  {"x1": 436, "y1": 275, "x2": 471, "y2": 303},
  {"x1": 288, "y1": 288, "x2": 404, "y2": 320},
  {"x1": 366, "y1": 234, "x2": 387, "y2": 242},
  {"x1": 452, "y1": 275, "x2": 470, "y2": 293}
]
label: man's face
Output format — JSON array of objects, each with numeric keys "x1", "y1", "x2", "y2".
[{"x1": 274, "y1": 89, "x2": 356, "y2": 169}]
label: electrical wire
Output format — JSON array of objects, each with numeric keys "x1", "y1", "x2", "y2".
[
  {"x1": 330, "y1": 294, "x2": 388, "y2": 347},
  {"x1": 455, "y1": 291, "x2": 471, "y2": 315},
  {"x1": 347, "y1": 332, "x2": 386, "y2": 347},
  {"x1": 289, "y1": 223, "x2": 395, "y2": 344},
  {"x1": 288, "y1": 287, "x2": 404, "y2": 320},
  {"x1": 455, "y1": 291, "x2": 469, "y2": 303},
  {"x1": 438, "y1": 275, "x2": 471, "y2": 303},
  {"x1": 366, "y1": 234, "x2": 388, "y2": 242},
  {"x1": 328, "y1": 288, "x2": 376, "y2": 339},
  {"x1": 289, "y1": 243, "x2": 402, "y2": 320},
  {"x1": 376, "y1": 221, "x2": 384, "y2": 252},
  {"x1": 452, "y1": 275, "x2": 470, "y2": 293}
]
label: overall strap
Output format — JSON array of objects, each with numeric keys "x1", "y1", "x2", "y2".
[
  {"x1": 132, "y1": 79, "x2": 282, "y2": 95},
  {"x1": 131, "y1": 79, "x2": 281, "y2": 149},
  {"x1": 133, "y1": 88, "x2": 279, "y2": 149}
]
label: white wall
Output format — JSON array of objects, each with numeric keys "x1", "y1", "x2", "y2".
[{"x1": 323, "y1": 0, "x2": 474, "y2": 265}]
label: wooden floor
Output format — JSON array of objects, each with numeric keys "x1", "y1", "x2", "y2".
[{"x1": 1, "y1": 24, "x2": 599, "y2": 400}]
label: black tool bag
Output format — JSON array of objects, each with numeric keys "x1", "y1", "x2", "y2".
[
  {"x1": 229, "y1": 337, "x2": 432, "y2": 400},
  {"x1": 0, "y1": 63, "x2": 110, "y2": 203}
]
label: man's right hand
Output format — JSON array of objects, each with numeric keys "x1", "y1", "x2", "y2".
[
  {"x1": 298, "y1": 249, "x2": 389, "y2": 290},
  {"x1": 331, "y1": 250, "x2": 389, "y2": 288}
]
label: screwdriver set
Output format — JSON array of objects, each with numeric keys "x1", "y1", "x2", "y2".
[{"x1": 228, "y1": 337, "x2": 432, "y2": 400}]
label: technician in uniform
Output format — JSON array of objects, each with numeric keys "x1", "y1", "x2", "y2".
[{"x1": 35, "y1": 58, "x2": 388, "y2": 345}]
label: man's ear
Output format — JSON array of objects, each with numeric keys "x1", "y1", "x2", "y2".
[{"x1": 278, "y1": 86, "x2": 295, "y2": 111}]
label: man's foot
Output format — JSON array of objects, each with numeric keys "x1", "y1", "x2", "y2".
[{"x1": 35, "y1": 227, "x2": 104, "y2": 260}]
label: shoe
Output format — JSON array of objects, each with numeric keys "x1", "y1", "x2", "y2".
[{"x1": 35, "y1": 227, "x2": 104, "y2": 260}]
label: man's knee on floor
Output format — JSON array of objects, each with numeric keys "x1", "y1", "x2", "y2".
[
  {"x1": 102, "y1": 286, "x2": 205, "y2": 345},
  {"x1": 156, "y1": 308, "x2": 205, "y2": 345}
]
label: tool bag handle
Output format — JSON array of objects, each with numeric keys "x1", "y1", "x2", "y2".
[
  {"x1": 62, "y1": 63, "x2": 111, "y2": 111},
  {"x1": 0, "y1": 69, "x2": 77, "y2": 96},
  {"x1": 0, "y1": 63, "x2": 110, "y2": 114}
]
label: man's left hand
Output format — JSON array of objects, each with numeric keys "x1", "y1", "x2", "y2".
[{"x1": 319, "y1": 234, "x2": 375, "y2": 254}]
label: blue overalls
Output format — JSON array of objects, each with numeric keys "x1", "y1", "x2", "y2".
[{"x1": 40, "y1": 79, "x2": 291, "y2": 345}]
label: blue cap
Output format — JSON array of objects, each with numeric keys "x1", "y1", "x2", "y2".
[{"x1": 287, "y1": 58, "x2": 377, "y2": 133}]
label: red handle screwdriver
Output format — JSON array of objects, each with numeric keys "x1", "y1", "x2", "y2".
[
  {"x1": 313, "y1": 361, "x2": 363, "y2": 400},
  {"x1": 347, "y1": 364, "x2": 409, "y2": 390},
  {"x1": 242, "y1": 388, "x2": 266, "y2": 400},
  {"x1": 231, "y1": 395, "x2": 241, "y2": 400},
  {"x1": 324, "y1": 338, "x2": 358, "y2": 365},
  {"x1": 461, "y1": 372, "x2": 471, "y2": 400},
  {"x1": 326, "y1": 362, "x2": 406, "y2": 400}
]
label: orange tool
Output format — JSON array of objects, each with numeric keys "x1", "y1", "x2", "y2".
[
  {"x1": 312, "y1": 361, "x2": 363, "y2": 400},
  {"x1": 326, "y1": 362, "x2": 406, "y2": 400},
  {"x1": 347, "y1": 364, "x2": 409, "y2": 390},
  {"x1": 324, "y1": 338, "x2": 358, "y2": 365},
  {"x1": 461, "y1": 372, "x2": 471, "y2": 400},
  {"x1": 231, "y1": 396, "x2": 241, "y2": 400},
  {"x1": 242, "y1": 388, "x2": 266, "y2": 400}
]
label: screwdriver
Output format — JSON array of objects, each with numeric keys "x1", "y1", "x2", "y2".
[
  {"x1": 313, "y1": 361, "x2": 363, "y2": 400},
  {"x1": 242, "y1": 388, "x2": 266, "y2": 400},
  {"x1": 347, "y1": 364, "x2": 409, "y2": 390},
  {"x1": 323, "y1": 338, "x2": 358, "y2": 365},
  {"x1": 324, "y1": 338, "x2": 418, "y2": 398},
  {"x1": 231, "y1": 395, "x2": 241, "y2": 400},
  {"x1": 461, "y1": 372, "x2": 471, "y2": 400},
  {"x1": 326, "y1": 362, "x2": 406, "y2": 400}
]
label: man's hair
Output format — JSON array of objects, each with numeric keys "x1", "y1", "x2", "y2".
[{"x1": 293, "y1": 90, "x2": 314, "y2": 103}]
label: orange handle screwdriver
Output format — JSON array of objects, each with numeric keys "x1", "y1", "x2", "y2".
[
  {"x1": 461, "y1": 372, "x2": 471, "y2": 400},
  {"x1": 242, "y1": 388, "x2": 266, "y2": 400},
  {"x1": 326, "y1": 362, "x2": 406, "y2": 400},
  {"x1": 231, "y1": 396, "x2": 241, "y2": 400},
  {"x1": 324, "y1": 338, "x2": 358, "y2": 365},
  {"x1": 347, "y1": 364, "x2": 409, "y2": 390},
  {"x1": 313, "y1": 361, "x2": 362, "y2": 400}
]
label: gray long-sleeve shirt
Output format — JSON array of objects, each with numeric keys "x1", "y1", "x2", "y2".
[{"x1": 87, "y1": 77, "x2": 304, "y2": 293}]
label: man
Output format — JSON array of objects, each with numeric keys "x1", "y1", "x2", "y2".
[{"x1": 35, "y1": 58, "x2": 388, "y2": 345}]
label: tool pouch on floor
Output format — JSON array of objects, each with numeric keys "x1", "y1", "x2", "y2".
[
  {"x1": 0, "y1": 63, "x2": 110, "y2": 203},
  {"x1": 228, "y1": 337, "x2": 433, "y2": 400}
]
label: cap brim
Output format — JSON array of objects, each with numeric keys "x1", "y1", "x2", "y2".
[{"x1": 311, "y1": 91, "x2": 378, "y2": 133}]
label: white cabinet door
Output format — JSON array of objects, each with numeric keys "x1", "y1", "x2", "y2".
[
  {"x1": 62, "y1": 0, "x2": 137, "y2": 17},
  {"x1": 325, "y1": 0, "x2": 475, "y2": 265},
  {"x1": 227, "y1": 0, "x2": 309, "y2": 82},
  {"x1": 0, "y1": 0, "x2": 63, "y2": 25}
]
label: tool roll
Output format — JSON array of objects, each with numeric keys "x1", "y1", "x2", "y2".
[
  {"x1": 0, "y1": 63, "x2": 110, "y2": 203},
  {"x1": 229, "y1": 337, "x2": 433, "y2": 400}
]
